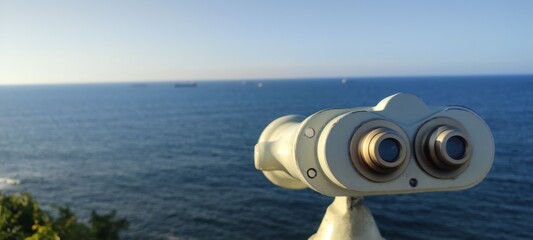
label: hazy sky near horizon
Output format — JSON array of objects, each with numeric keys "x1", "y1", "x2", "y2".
[{"x1": 1, "y1": 1, "x2": 533, "y2": 85}]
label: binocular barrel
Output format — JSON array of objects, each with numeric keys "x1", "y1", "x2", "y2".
[{"x1": 255, "y1": 93, "x2": 494, "y2": 196}]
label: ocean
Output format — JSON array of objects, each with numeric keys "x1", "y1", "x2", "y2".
[{"x1": 0, "y1": 75, "x2": 532, "y2": 239}]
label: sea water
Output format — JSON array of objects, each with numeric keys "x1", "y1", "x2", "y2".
[{"x1": 0, "y1": 76, "x2": 531, "y2": 239}]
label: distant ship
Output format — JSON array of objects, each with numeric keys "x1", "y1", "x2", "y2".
[
  {"x1": 131, "y1": 83, "x2": 148, "y2": 88},
  {"x1": 174, "y1": 82, "x2": 197, "y2": 88},
  {"x1": 341, "y1": 78, "x2": 348, "y2": 84},
  {"x1": 257, "y1": 82, "x2": 263, "y2": 88}
]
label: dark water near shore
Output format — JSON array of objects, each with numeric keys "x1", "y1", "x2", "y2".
[{"x1": 0, "y1": 76, "x2": 532, "y2": 239}]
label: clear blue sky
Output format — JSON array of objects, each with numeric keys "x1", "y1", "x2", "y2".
[{"x1": 1, "y1": 1, "x2": 532, "y2": 84}]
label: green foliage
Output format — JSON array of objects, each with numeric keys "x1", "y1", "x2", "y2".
[
  {"x1": 25, "y1": 223, "x2": 59, "y2": 240},
  {"x1": 90, "y1": 210, "x2": 129, "y2": 240},
  {"x1": 52, "y1": 206, "x2": 91, "y2": 240},
  {"x1": 0, "y1": 193, "x2": 128, "y2": 240}
]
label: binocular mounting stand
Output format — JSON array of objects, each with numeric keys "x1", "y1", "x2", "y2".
[{"x1": 310, "y1": 196, "x2": 384, "y2": 240}]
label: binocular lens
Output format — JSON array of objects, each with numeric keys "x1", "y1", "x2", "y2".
[
  {"x1": 350, "y1": 121, "x2": 410, "y2": 182},
  {"x1": 359, "y1": 128, "x2": 407, "y2": 172},
  {"x1": 379, "y1": 138, "x2": 400, "y2": 163},
  {"x1": 414, "y1": 118, "x2": 473, "y2": 179},
  {"x1": 446, "y1": 136, "x2": 467, "y2": 160}
]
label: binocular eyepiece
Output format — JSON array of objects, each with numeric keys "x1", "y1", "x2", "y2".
[
  {"x1": 415, "y1": 118, "x2": 473, "y2": 179},
  {"x1": 349, "y1": 120, "x2": 410, "y2": 182},
  {"x1": 351, "y1": 117, "x2": 473, "y2": 182},
  {"x1": 255, "y1": 93, "x2": 494, "y2": 196}
]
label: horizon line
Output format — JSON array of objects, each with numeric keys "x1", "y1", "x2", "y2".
[{"x1": 1, "y1": 72, "x2": 532, "y2": 86}]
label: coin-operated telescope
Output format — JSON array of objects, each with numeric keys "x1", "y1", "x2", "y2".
[{"x1": 254, "y1": 93, "x2": 494, "y2": 239}]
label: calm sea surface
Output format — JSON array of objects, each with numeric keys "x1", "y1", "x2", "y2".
[{"x1": 0, "y1": 76, "x2": 532, "y2": 239}]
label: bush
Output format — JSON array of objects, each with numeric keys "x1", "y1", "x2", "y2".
[{"x1": 0, "y1": 193, "x2": 128, "y2": 240}]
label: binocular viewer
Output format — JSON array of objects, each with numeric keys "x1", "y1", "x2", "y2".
[{"x1": 255, "y1": 93, "x2": 494, "y2": 196}]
